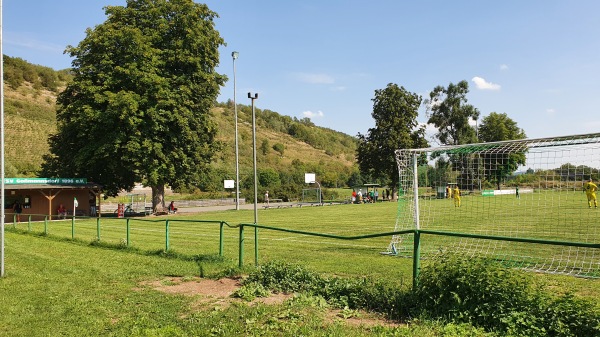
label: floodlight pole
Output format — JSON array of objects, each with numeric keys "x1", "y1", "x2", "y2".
[
  {"x1": 232, "y1": 51, "x2": 240, "y2": 210},
  {"x1": 0, "y1": 0, "x2": 5, "y2": 277},
  {"x1": 248, "y1": 93, "x2": 259, "y2": 224}
]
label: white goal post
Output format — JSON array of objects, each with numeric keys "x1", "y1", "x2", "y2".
[{"x1": 388, "y1": 132, "x2": 600, "y2": 278}]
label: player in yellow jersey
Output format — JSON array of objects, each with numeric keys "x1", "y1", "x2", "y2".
[
  {"x1": 584, "y1": 178, "x2": 598, "y2": 208},
  {"x1": 453, "y1": 185, "x2": 461, "y2": 207}
]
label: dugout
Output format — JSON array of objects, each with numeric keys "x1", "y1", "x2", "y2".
[
  {"x1": 438, "y1": 183, "x2": 457, "y2": 199},
  {"x1": 353, "y1": 183, "x2": 381, "y2": 202},
  {"x1": 3, "y1": 178, "x2": 102, "y2": 221}
]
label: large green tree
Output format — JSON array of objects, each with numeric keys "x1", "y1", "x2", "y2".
[
  {"x1": 42, "y1": 0, "x2": 225, "y2": 211},
  {"x1": 478, "y1": 112, "x2": 527, "y2": 189},
  {"x1": 357, "y1": 83, "x2": 428, "y2": 198},
  {"x1": 426, "y1": 80, "x2": 479, "y2": 145},
  {"x1": 478, "y1": 112, "x2": 526, "y2": 142}
]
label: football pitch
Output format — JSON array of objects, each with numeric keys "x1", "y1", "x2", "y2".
[{"x1": 12, "y1": 189, "x2": 600, "y2": 281}]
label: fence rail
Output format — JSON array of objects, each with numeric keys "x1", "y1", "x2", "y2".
[{"x1": 5, "y1": 212, "x2": 599, "y2": 288}]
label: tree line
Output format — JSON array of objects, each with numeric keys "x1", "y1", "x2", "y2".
[{"x1": 357, "y1": 81, "x2": 527, "y2": 196}]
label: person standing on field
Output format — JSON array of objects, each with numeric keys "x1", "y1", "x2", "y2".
[
  {"x1": 453, "y1": 185, "x2": 461, "y2": 208},
  {"x1": 264, "y1": 190, "x2": 269, "y2": 207},
  {"x1": 584, "y1": 178, "x2": 598, "y2": 208}
]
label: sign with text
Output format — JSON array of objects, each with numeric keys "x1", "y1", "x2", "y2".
[{"x1": 4, "y1": 178, "x2": 88, "y2": 185}]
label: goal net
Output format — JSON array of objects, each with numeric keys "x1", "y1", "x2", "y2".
[
  {"x1": 301, "y1": 188, "x2": 322, "y2": 204},
  {"x1": 387, "y1": 133, "x2": 600, "y2": 278}
]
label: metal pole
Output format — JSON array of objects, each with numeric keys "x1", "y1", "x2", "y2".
[
  {"x1": 238, "y1": 225, "x2": 244, "y2": 268},
  {"x1": 165, "y1": 219, "x2": 170, "y2": 251},
  {"x1": 126, "y1": 218, "x2": 130, "y2": 247},
  {"x1": 1, "y1": 0, "x2": 6, "y2": 277},
  {"x1": 412, "y1": 154, "x2": 420, "y2": 229},
  {"x1": 412, "y1": 154, "x2": 421, "y2": 288},
  {"x1": 96, "y1": 217, "x2": 100, "y2": 241},
  {"x1": 249, "y1": 92, "x2": 259, "y2": 266},
  {"x1": 232, "y1": 51, "x2": 240, "y2": 210},
  {"x1": 219, "y1": 221, "x2": 224, "y2": 256},
  {"x1": 248, "y1": 93, "x2": 259, "y2": 224}
]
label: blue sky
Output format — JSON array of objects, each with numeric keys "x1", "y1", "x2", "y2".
[{"x1": 4, "y1": 0, "x2": 600, "y2": 143}]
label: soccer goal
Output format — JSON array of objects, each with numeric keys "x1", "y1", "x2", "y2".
[
  {"x1": 301, "y1": 188, "x2": 322, "y2": 204},
  {"x1": 387, "y1": 132, "x2": 600, "y2": 278}
]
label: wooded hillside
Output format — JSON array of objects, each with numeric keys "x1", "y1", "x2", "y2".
[{"x1": 3, "y1": 55, "x2": 359, "y2": 197}]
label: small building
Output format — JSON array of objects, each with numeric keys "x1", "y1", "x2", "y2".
[{"x1": 4, "y1": 178, "x2": 102, "y2": 221}]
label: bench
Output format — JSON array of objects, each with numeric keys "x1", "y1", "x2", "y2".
[{"x1": 66, "y1": 210, "x2": 87, "y2": 217}]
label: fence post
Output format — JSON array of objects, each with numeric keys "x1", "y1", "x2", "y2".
[
  {"x1": 71, "y1": 216, "x2": 75, "y2": 240},
  {"x1": 13, "y1": 214, "x2": 16, "y2": 227},
  {"x1": 96, "y1": 217, "x2": 101, "y2": 241},
  {"x1": 254, "y1": 227, "x2": 259, "y2": 266},
  {"x1": 238, "y1": 225, "x2": 244, "y2": 268},
  {"x1": 412, "y1": 230, "x2": 421, "y2": 290},
  {"x1": 126, "y1": 218, "x2": 130, "y2": 247},
  {"x1": 44, "y1": 216, "x2": 48, "y2": 235},
  {"x1": 165, "y1": 219, "x2": 170, "y2": 251},
  {"x1": 219, "y1": 221, "x2": 224, "y2": 257},
  {"x1": 28, "y1": 215, "x2": 32, "y2": 231}
]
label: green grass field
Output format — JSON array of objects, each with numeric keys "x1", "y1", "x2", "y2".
[{"x1": 2, "y1": 198, "x2": 600, "y2": 336}]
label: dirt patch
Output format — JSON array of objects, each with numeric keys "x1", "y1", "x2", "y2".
[
  {"x1": 140, "y1": 276, "x2": 293, "y2": 309},
  {"x1": 141, "y1": 277, "x2": 400, "y2": 328},
  {"x1": 143, "y1": 277, "x2": 241, "y2": 298}
]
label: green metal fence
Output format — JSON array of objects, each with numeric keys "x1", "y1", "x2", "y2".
[{"x1": 6, "y1": 212, "x2": 600, "y2": 288}]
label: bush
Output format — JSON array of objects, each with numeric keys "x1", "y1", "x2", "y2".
[
  {"x1": 248, "y1": 258, "x2": 600, "y2": 336},
  {"x1": 244, "y1": 261, "x2": 413, "y2": 320},
  {"x1": 414, "y1": 254, "x2": 600, "y2": 336}
]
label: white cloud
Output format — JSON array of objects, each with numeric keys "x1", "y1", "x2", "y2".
[
  {"x1": 302, "y1": 110, "x2": 324, "y2": 118},
  {"x1": 330, "y1": 86, "x2": 346, "y2": 91},
  {"x1": 471, "y1": 76, "x2": 501, "y2": 91},
  {"x1": 500, "y1": 64, "x2": 509, "y2": 70},
  {"x1": 546, "y1": 108, "x2": 556, "y2": 115},
  {"x1": 293, "y1": 72, "x2": 335, "y2": 84},
  {"x1": 422, "y1": 123, "x2": 440, "y2": 146}
]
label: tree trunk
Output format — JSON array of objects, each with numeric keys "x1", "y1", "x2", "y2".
[{"x1": 151, "y1": 185, "x2": 165, "y2": 213}]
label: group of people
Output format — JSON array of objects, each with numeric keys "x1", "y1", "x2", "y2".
[
  {"x1": 351, "y1": 189, "x2": 386, "y2": 204},
  {"x1": 444, "y1": 178, "x2": 598, "y2": 209}
]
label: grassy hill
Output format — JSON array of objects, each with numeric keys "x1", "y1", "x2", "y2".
[{"x1": 3, "y1": 55, "x2": 359, "y2": 192}]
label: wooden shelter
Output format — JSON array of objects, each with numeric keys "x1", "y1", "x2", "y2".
[{"x1": 4, "y1": 178, "x2": 102, "y2": 221}]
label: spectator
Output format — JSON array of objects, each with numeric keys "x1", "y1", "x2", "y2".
[
  {"x1": 13, "y1": 201, "x2": 22, "y2": 222},
  {"x1": 264, "y1": 190, "x2": 269, "y2": 206},
  {"x1": 168, "y1": 201, "x2": 177, "y2": 214},
  {"x1": 57, "y1": 204, "x2": 67, "y2": 219}
]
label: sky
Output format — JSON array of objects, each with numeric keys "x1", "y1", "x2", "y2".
[{"x1": 4, "y1": 0, "x2": 600, "y2": 144}]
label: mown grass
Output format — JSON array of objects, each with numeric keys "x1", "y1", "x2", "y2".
[
  {"x1": 3, "y1": 198, "x2": 600, "y2": 336},
  {"x1": 2, "y1": 231, "x2": 496, "y2": 336}
]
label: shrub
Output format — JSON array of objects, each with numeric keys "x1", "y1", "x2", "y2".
[{"x1": 414, "y1": 253, "x2": 600, "y2": 336}]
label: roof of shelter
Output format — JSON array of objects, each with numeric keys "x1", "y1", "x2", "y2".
[
  {"x1": 4, "y1": 183, "x2": 101, "y2": 190},
  {"x1": 4, "y1": 178, "x2": 101, "y2": 190}
]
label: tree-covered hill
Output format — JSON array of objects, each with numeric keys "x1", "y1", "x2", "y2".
[{"x1": 3, "y1": 55, "x2": 359, "y2": 197}]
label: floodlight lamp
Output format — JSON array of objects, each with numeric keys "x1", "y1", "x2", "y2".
[{"x1": 232, "y1": 51, "x2": 239, "y2": 59}]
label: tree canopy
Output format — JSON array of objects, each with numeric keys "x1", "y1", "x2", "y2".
[
  {"x1": 426, "y1": 80, "x2": 479, "y2": 145},
  {"x1": 479, "y1": 112, "x2": 527, "y2": 189},
  {"x1": 357, "y1": 83, "x2": 428, "y2": 196},
  {"x1": 478, "y1": 112, "x2": 526, "y2": 142},
  {"x1": 42, "y1": 0, "x2": 226, "y2": 209}
]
